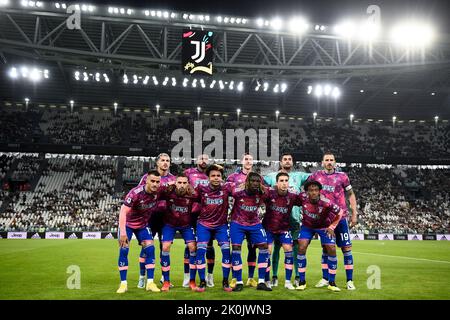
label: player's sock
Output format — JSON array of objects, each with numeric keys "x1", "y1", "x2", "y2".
[
  {"x1": 247, "y1": 242, "x2": 257, "y2": 279},
  {"x1": 271, "y1": 242, "x2": 281, "y2": 278},
  {"x1": 184, "y1": 246, "x2": 190, "y2": 274},
  {"x1": 257, "y1": 249, "x2": 269, "y2": 282},
  {"x1": 161, "y1": 251, "x2": 171, "y2": 282},
  {"x1": 265, "y1": 257, "x2": 271, "y2": 282},
  {"x1": 285, "y1": 250, "x2": 294, "y2": 282},
  {"x1": 321, "y1": 251, "x2": 329, "y2": 280},
  {"x1": 118, "y1": 247, "x2": 129, "y2": 281},
  {"x1": 297, "y1": 254, "x2": 307, "y2": 282},
  {"x1": 206, "y1": 245, "x2": 215, "y2": 274},
  {"x1": 139, "y1": 249, "x2": 146, "y2": 277},
  {"x1": 143, "y1": 244, "x2": 156, "y2": 280},
  {"x1": 343, "y1": 250, "x2": 354, "y2": 281},
  {"x1": 189, "y1": 250, "x2": 197, "y2": 281},
  {"x1": 327, "y1": 255, "x2": 338, "y2": 283},
  {"x1": 232, "y1": 249, "x2": 243, "y2": 282},
  {"x1": 196, "y1": 243, "x2": 207, "y2": 281},
  {"x1": 292, "y1": 241, "x2": 300, "y2": 278},
  {"x1": 220, "y1": 243, "x2": 231, "y2": 280}
]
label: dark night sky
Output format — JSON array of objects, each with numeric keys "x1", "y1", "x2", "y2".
[{"x1": 89, "y1": 0, "x2": 450, "y2": 33}]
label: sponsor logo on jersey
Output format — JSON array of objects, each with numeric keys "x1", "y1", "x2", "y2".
[
  {"x1": 269, "y1": 205, "x2": 289, "y2": 214},
  {"x1": 206, "y1": 198, "x2": 223, "y2": 205},
  {"x1": 304, "y1": 210, "x2": 319, "y2": 220},
  {"x1": 240, "y1": 205, "x2": 258, "y2": 212}
]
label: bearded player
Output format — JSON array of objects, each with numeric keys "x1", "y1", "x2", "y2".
[
  {"x1": 160, "y1": 174, "x2": 199, "y2": 292},
  {"x1": 307, "y1": 152, "x2": 358, "y2": 290},
  {"x1": 194, "y1": 164, "x2": 234, "y2": 292},
  {"x1": 184, "y1": 154, "x2": 216, "y2": 288}
]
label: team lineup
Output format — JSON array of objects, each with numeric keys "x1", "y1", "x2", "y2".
[{"x1": 116, "y1": 152, "x2": 358, "y2": 294}]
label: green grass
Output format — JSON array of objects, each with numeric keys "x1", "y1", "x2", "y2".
[{"x1": 0, "y1": 239, "x2": 449, "y2": 300}]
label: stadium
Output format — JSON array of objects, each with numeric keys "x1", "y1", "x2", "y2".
[{"x1": 0, "y1": 0, "x2": 449, "y2": 306}]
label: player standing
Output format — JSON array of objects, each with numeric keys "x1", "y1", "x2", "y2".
[
  {"x1": 194, "y1": 164, "x2": 233, "y2": 292},
  {"x1": 227, "y1": 153, "x2": 258, "y2": 288},
  {"x1": 308, "y1": 153, "x2": 358, "y2": 290},
  {"x1": 230, "y1": 172, "x2": 271, "y2": 292},
  {"x1": 184, "y1": 154, "x2": 216, "y2": 288},
  {"x1": 137, "y1": 153, "x2": 176, "y2": 289},
  {"x1": 116, "y1": 170, "x2": 163, "y2": 294},
  {"x1": 263, "y1": 172, "x2": 302, "y2": 290},
  {"x1": 296, "y1": 180, "x2": 343, "y2": 292},
  {"x1": 160, "y1": 174, "x2": 199, "y2": 292},
  {"x1": 263, "y1": 153, "x2": 310, "y2": 287}
]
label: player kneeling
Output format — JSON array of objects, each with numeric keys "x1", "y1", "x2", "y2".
[{"x1": 296, "y1": 180, "x2": 343, "y2": 292}]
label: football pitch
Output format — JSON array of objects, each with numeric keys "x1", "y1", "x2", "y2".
[{"x1": 0, "y1": 239, "x2": 449, "y2": 300}]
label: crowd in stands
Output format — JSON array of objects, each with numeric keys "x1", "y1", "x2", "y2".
[
  {"x1": 0, "y1": 152, "x2": 448, "y2": 234},
  {"x1": 1, "y1": 107, "x2": 449, "y2": 159}
]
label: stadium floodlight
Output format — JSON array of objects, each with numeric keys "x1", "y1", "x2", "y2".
[
  {"x1": 314, "y1": 85, "x2": 323, "y2": 97},
  {"x1": 224, "y1": 17, "x2": 229, "y2": 23},
  {"x1": 157, "y1": 11, "x2": 162, "y2": 17},
  {"x1": 256, "y1": 18, "x2": 264, "y2": 27},
  {"x1": 229, "y1": 81, "x2": 234, "y2": 90},
  {"x1": 133, "y1": 74, "x2": 138, "y2": 84},
  {"x1": 25, "y1": 97, "x2": 30, "y2": 103},
  {"x1": 237, "y1": 81, "x2": 244, "y2": 92},
  {"x1": 152, "y1": 76, "x2": 158, "y2": 85},
  {"x1": 44, "y1": 69, "x2": 49, "y2": 79},
  {"x1": 182, "y1": 78, "x2": 188, "y2": 87},
  {"x1": 359, "y1": 20, "x2": 380, "y2": 42},
  {"x1": 242, "y1": 18, "x2": 247, "y2": 24},
  {"x1": 88, "y1": 5, "x2": 94, "y2": 12},
  {"x1": 171, "y1": 12, "x2": 176, "y2": 19},
  {"x1": 144, "y1": 10, "x2": 149, "y2": 16},
  {"x1": 230, "y1": 17, "x2": 235, "y2": 24},
  {"x1": 151, "y1": 11, "x2": 157, "y2": 17},
  {"x1": 270, "y1": 18, "x2": 283, "y2": 30},
  {"x1": 360, "y1": 89, "x2": 364, "y2": 93},
  {"x1": 324, "y1": 84, "x2": 332, "y2": 96},
  {"x1": 21, "y1": 66, "x2": 29, "y2": 77},
  {"x1": 163, "y1": 11, "x2": 169, "y2": 18},
  {"x1": 255, "y1": 81, "x2": 261, "y2": 91},
  {"x1": 155, "y1": 104, "x2": 160, "y2": 110},
  {"x1": 30, "y1": 68, "x2": 42, "y2": 82},
  {"x1": 281, "y1": 83, "x2": 287, "y2": 93},
  {"x1": 332, "y1": 87, "x2": 341, "y2": 98},
  {"x1": 289, "y1": 17, "x2": 309, "y2": 34},
  {"x1": 393, "y1": 91, "x2": 398, "y2": 95},
  {"x1": 143, "y1": 75, "x2": 149, "y2": 85},
  {"x1": 219, "y1": 80, "x2": 224, "y2": 90},
  {"x1": 123, "y1": 74, "x2": 128, "y2": 84},
  {"x1": 210, "y1": 79, "x2": 216, "y2": 89},
  {"x1": 236, "y1": 18, "x2": 242, "y2": 24},
  {"x1": 314, "y1": 25, "x2": 320, "y2": 31},
  {"x1": 9, "y1": 67, "x2": 18, "y2": 79},
  {"x1": 200, "y1": 78, "x2": 205, "y2": 88},
  {"x1": 350, "y1": 114, "x2": 354, "y2": 119},
  {"x1": 390, "y1": 21, "x2": 435, "y2": 47},
  {"x1": 273, "y1": 84, "x2": 279, "y2": 93},
  {"x1": 217, "y1": 16, "x2": 223, "y2": 23},
  {"x1": 263, "y1": 82, "x2": 269, "y2": 92},
  {"x1": 192, "y1": 78, "x2": 197, "y2": 88},
  {"x1": 431, "y1": 92, "x2": 436, "y2": 96},
  {"x1": 320, "y1": 25, "x2": 326, "y2": 31},
  {"x1": 61, "y1": 3, "x2": 66, "y2": 9},
  {"x1": 313, "y1": 112, "x2": 317, "y2": 122},
  {"x1": 199, "y1": 15, "x2": 204, "y2": 21},
  {"x1": 189, "y1": 14, "x2": 194, "y2": 20},
  {"x1": 81, "y1": 4, "x2": 87, "y2": 11},
  {"x1": 205, "y1": 15, "x2": 210, "y2": 21},
  {"x1": 307, "y1": 85, "x2": 312, "y2": 94},
  {"x1": 334, "y1": 21, "x2": 356, "y2": 38},
  {"x1": 108, "y1": 7, "x2": 114, "y2": 14},
  {"x1": 171, "y1": 77, "x2": 176, "y2": 86},
  {"x1": 0, "y1": 0, "x2": 8, "y2": 5}
]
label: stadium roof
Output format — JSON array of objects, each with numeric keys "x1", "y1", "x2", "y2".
[{"x1": 0, "y1": 1, "x2": 450, "y2": 119}]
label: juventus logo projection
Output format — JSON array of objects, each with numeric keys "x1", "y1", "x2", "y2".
[{"x1": 182, "y1": 29, "x2": 214, "y2": 75}]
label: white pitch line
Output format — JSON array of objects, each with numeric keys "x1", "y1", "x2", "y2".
[{"x1": 353, "y1": 251, "x2": 450, "y2": 264}]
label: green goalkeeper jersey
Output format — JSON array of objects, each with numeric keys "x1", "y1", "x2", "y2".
[{"x1": 264, "y1": 171, "x2": 311, "y2": 231}]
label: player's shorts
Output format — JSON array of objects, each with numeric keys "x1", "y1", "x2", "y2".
[
  {"x1": 196, "y1": 222, "x2": 229, "y2": 245},
  {"x1": 161, "y1": 224, "x2": 196, "y2": 244},
  {"x1": 267, "y1": 231, "x2": 293, "y2": 245},
  {"x1": 334, "y1": 218, "x2": 352, "y2": 248},
  {"x1": 298, "y1": 225, "x2": 335, "y2": 246},
  {"x1": 230, "y1": 221, "x2": 267, "y2": 246},
  {"x1": 120, "y1": 226, "x2": 153, "y2": 245},
  {"x1": 149, "y1": 210, "x2": 165, "y2": 236}
]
